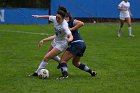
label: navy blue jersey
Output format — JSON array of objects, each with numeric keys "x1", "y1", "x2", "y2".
[
  {"x1": 67, "y1": 19, "x2": 86, "y2": 57},
  {"x1": 68, "y1": 19, "x2": 83, "y2": 42}
]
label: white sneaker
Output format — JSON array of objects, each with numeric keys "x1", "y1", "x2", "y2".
[
  {"x1": 129, "y1": 34, "x2": 135, "y2": 37},
  {"x1": 118, "y1": 34, "x2": 121, "y2": 37}
]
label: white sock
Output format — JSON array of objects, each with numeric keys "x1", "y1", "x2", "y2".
[
  {"x1": 118, "y1": 27, "x2": 122, "y2": 34},
  {"x1": 128, "y1": 27, "x2": 132, "y2": 35},
  {"x1": 36, "y1": 60, "x2": 48, "y2": 73},
  {"x1": 53, "y1": 56, "x2": 60, "y2": 63}
]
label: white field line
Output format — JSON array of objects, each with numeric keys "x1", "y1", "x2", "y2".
[{"x1": 0, "y1": 29, "x2": 50, "y2": 36}]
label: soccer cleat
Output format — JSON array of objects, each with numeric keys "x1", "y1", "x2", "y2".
[
  {"x1": 57, "y1": 63, "x2": 61, "y2": 69},
  {"x1": 57, "y1": 75, "x2": 69, "y2": 80},
  {"x1": 117, "y1": 34, "x2": 121, "y2": 37},
  {"x1": 28, "y1": 72, "x2": 38, "y2": 77},
  {"x1": 91, "y1": 71, "x2": 97, "y2": 76},
  {"x1": 129, "y1": 34, "x2": 135, "y2": 37},
  {"x1": 57, "y1": 71, "x2": 69, "y2": 80}
]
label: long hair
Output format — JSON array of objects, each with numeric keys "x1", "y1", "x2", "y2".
[{"x1": 58, "y1": 6, "x2": 73, "y2": 20}]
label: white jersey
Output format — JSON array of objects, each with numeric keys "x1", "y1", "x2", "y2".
[
  {"x1": 49, "y1": 16, "x2": 71, "y2": 51},
  {"x1": 118, "y1": 1, "x2": 130, "y2": 16},
  {"x1": 49, "y1": 16, "x2": 71, "y2": 42}
]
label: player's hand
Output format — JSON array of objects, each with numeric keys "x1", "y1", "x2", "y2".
[
  {"x1": 123, "y1": 8, "x2": 128, "y2": 11},
  {"x1": 69, "y1": 27, "x2": 73, "y2": 31},
  {"x1": 38, "y1": 40, "x2": 44, "y2": 48},
  {"x1": 32, "y1": 15, "x2": 39, "y2": 18}
]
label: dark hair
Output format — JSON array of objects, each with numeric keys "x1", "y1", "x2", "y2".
[
  {"x1": 58, "y1": 6, "x2": 68, "y2": 14},
  {"x1": 66, "y1": 12, "x2": 73, "y2": 20},
  {"x1": 57, "y1": 6, "x2": 73, "y2": 20},
  {"x1": 57, "y1": 10, "x2": 66, "y2": 19}
]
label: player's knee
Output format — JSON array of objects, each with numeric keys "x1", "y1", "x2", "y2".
[
  {"x1": 60, "y1": 60, "x2": 66, "y2": 63},
  {"x1": 43, "y1": 56, "x2": 51, "y2": 62},
  {"x1": 128, "y1": 23, "x2": 131, "y2": 27},
  {"x1": 72, "y1": 61, "x2": 80, "y2": 67}
]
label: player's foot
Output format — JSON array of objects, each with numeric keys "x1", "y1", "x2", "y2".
[
  {"x1": 57, "y1": 72, "x2": 69, "y2": 80},
  {"x1": 129, "y1": 34, "x2": 135, "y2": 37},
  {"x1": 91, "y1": 71, "x2": 97, "y2": 76},
  {"x1": 118, "y1": 34, "x2": 121, "y2": 37},
  {"x1": 28, "y1": 72, "x2": 38, "y2": 77},
  {"x1": 57, "y1": 75, "x2": 69, "y2": 80},
  {"x1": 57, "y1": 63, "x2": 61, "y2": 69}
]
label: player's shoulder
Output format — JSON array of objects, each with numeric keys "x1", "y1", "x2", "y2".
[
  {"x1": 120, "y1": 1, "x2": 125, "y2": 4},
  {"x1": 62, "y1": 20, "x2": 68, "y2": 28},
  {"x1": 68, "y1": 19, "x2": 75, "y2": 25},
  {"x1": 49, "y1": 16, "x2": 56, "y2": 21}
]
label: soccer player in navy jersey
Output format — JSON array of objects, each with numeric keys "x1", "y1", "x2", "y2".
[{"x1": 57, "y1": 7, "x2": 97, "y2": 79}]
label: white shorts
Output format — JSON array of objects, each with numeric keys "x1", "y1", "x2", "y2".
[
  {"x1": 119, "y1": 13, "x2": 130, "y2": 20},
  {"x1": 51, "y1": 39, "x2": 67, "y2": 52}
]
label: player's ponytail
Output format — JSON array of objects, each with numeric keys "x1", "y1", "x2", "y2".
[{"x1": 66, "y1": 12, "x2": 73, "y2": 20}]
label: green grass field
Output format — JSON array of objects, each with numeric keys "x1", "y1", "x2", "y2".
[{"x1": 0, "y1": 23, "x2": 140, "y2": 93}]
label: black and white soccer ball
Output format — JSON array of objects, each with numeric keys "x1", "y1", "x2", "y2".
[{"x1": 38, "y1": 69, "x2": 49, "y2": 79}]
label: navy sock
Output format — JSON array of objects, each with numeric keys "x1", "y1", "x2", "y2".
[
  {"x1": 78, "y1": 63, "x2": 92, "y2": 74},
  {"x1": 60, "y1": 63, "x2": 68, "y2": 76}
]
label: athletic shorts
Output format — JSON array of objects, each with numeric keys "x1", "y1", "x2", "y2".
[
  {"x1": 119, "y1": 13, "x2": 130, "y2": 20},
  {"x1": 66, "y1": 42, "x2": 86, "y2": 57},
  {"x1": 51, "y1": 39, "x2": 67, "y2": 52}
]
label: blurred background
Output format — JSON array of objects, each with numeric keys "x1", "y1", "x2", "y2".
[{"x1": 0, "y1": 0, "x2": 140, "y2": 24}]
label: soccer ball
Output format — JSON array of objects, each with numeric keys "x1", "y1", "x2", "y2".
[{"x1": 38, "y1": 69, "x2": 49, "y2": 79}]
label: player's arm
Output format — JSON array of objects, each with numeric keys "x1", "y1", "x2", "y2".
[
  {"x1": 128, "y1": 8, "x2": 132, "y2": 17},
  {"x1": 69, "y1": 20, "x2": 84, "y2": 31},
  {"x1": 38, "y1": 35, "x2": 56, "y2": 48},
  {"x1": 118, "y1": 6, "x2": 128, "y2": 11},
  {"x1": 63, "y1": 26, "x2": 73, "y2": 42},
  {"x1": 67, "y1": 33, "x2": 73, "y2": 42},
  {"x1": 32, "y1": 15, "x2": 50, "y2": 19}
]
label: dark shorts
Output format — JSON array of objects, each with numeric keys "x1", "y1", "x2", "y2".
[{"x1": 66, "y1": 42, "x2": 86, "y2": 57}]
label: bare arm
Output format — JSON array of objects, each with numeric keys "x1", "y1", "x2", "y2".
[
  {"x1": 67, "y1": 33, "x2": 73, "y2": 42},
  {"x1": 69, "y1": 20, "x2": 84, "y2": 31},
  {"x1": 118, "y1": 6, "x2": 128, "y2": 11},
  {"x1": 32, "y1": 15, "x2": 50, "y2": 19},
  {"x1": 38, "y1": 35, "x2": 56, "y2": 47}
]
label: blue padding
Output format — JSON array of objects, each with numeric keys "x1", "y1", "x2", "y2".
[
  {"x1": 0, "y1": 8, "x2": 48, "y2": 24},
  {"x1": 51, "y1": 0, "x2": 140, "y2": 18}
]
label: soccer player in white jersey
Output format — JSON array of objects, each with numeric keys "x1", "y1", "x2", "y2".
[
  {"x1": 118, "y1": 0, "x2": 134, "y2": 37},
  {"x1": 29, "y1": 10, "x2": 73, "y2": 76}
]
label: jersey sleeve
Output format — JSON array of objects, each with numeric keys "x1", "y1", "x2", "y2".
[
  {"x1": 63, "y1": 22, "x2": 71, "y2": 35},
  {"x1": 49, "y1": 16, "x2": 56, "y2": 22},
  {"x1": 118, "y1": 1, "x2": 123, "y2": 7}
]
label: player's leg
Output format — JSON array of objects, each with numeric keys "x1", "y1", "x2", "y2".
[
  {"x1": 36, "y1": 47, "x2": 61, "y2": 72},
  {"x1": 126, "y1": 17, "x2": 134, "y2": 37},
  {"x1": 47, "y1": 45, "x2": 61, "y2": 63},
  {"x1": 58, "y1": 51, "x2": 74, "y2": 79},
  {"x1": 72, "y1": 57, "x2": 96, "y2": 76},
  {"x1": 30, "y1": 46, "x2": 61, "y2": 76},
  {"x1": 118, "y1": 19, "x2": 124, "y2": 37}
]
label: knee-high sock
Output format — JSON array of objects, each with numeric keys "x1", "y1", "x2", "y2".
[
  {"x1": 53, "y1": 56, "x2": 60, "y2": 63},
  {"x1": 60, "y1": 63, "x2": 68, "y2": 76},
  {"x1": 78, "y1": 63, "x2": 92, "y2": 74},
  {"x1": 36, "y1": 60, "x2": 48, "y2": 73}
]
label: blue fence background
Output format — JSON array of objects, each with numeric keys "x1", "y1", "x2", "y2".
[
  {"x1": 0, "y1": 0, "x2": 140, "y2": 24},
  {"x1": 0, "y1": 8, "x2": 48, "y2": 24},
  {"x1": 51, "y1": 0, "x2": 140, "y2": 18}
]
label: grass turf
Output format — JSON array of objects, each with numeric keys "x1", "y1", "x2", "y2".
[{"x1": 0, "y1": 23, "x2": 140, "y2": 93}]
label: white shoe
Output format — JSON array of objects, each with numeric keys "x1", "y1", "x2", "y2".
[
  {"x1": 129, "y1": 34, "x2": 135, "y2": 37},
  {"x1": 118, "y1": 34, "x2": 121, "y2": 37}
]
